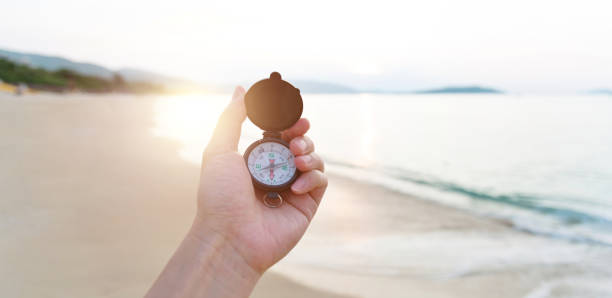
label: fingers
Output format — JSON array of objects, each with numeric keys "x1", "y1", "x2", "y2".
[
  {"x1": 282, "y1": 118, "x2": 310, "y2": 142},
  {"x1": 291, "y1": 170, "x2": 327, "y2": 197},
  {"x1": 283, "y1": 193, "x2": 318, "y2": 221},
  {"x1": 294, "y1": 152, "x2": 324, "y2": 172},
  {"x1": 203, "y1": 87, "x2": 246, "y2": 160},
  {"x1": 290, "y1": 136, "x2": 314, "y2": 156},
  {"x1": 308, "y1": 185, "x2": 327, "y2": 205}
]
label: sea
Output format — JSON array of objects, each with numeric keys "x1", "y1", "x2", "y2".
[{"x1": 153, "y1": 93, "x2": 612, "y2": 246}]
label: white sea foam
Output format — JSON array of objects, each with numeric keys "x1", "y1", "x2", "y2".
[
  {"x1": 281, "y1": 231, "x2": 603, "y2": 279},
  {"x1": 523, "y1": 278, "x2": 612, "y2": 298}
]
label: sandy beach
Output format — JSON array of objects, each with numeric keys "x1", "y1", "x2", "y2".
[{"x1": 2, "y1": 93, "x2": 612, "y2": 298}]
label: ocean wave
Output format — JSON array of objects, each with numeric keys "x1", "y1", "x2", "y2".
[{"x1": 325, "y1": 159, "x2": 612, "y2": 246}]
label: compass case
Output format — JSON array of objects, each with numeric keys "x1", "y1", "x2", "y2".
[
  {"x1": 243, "y1": 137, "x2": 299, "y2": 192},
  {"x1": 244, "y1": 72, "x2": 303, "y2": 132}
]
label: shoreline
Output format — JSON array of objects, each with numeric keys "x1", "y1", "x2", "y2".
[
  {"x1": 324, "y1": 161, "x2": 612, "y2": 248},
  {"x1": 1, "y1": 94, "x2": 612, "y2": 298},
  {"x1": 267, "y1": 173, "x2": 612, "y2": 298}
]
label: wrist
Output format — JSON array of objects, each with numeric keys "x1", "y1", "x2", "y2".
[
  {"x1": 188, "y1": 216, "x2": 262, "y2": 286},
  {"x1": 146, "y1": 217, "x2": 261, "y2": 298}
]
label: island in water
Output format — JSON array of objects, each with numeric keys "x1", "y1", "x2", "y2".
[
  {"x1": 589, "y1": 89, "x2": 612, "y2": 95},
  {"x1": 415, "y1": 86, "x2": 503, "y2": 94}
]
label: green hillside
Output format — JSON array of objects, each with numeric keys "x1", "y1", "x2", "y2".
[
  {"x1": 0, "y1": 48, "x2": 114, "y2": 78},
  {"x1": 0, "y1": 58, "x2": 163, "y2": 93}
]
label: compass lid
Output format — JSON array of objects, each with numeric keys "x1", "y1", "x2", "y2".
[{"x1": 244, "y1": 72, "x2": 303, "y2": 132}]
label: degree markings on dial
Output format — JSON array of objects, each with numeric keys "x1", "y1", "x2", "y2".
[{"x1": 247, "y1": 142, "x2": 296, "y2": 186}]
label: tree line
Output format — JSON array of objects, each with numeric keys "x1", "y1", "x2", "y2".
[{"x1": 0, "y1": 58, "x2": 164, "y2": 93}]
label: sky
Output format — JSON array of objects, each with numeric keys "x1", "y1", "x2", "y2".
[{"x1": 1, "y1": 0, "x2": 611, "y2": 93}]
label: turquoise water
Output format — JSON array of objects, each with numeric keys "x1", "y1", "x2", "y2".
[
  {"x1": 155, "y1": 93, "x2": 612, "y2": 245},
  {"x1": 298, "y1": 94, "x2": 612, "y2": 245}
]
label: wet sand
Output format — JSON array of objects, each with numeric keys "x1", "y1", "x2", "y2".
[{"x1": 1, "y1": 93, "x2": 611, "y2": 298}]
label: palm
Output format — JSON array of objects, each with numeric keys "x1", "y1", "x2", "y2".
[
  {"x1": 198, "y1": 151, "x2": 317, "y2": 272},
  {"x1": 146, "y1": 87, "x2": 326, "y2": 298},
  {"x1": 196, "y1": 87, "x2": 326, "y2": 273}
]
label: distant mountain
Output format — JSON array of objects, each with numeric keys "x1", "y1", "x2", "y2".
[
  {"x1": 115, "y1": 67, "x2": 224, "y2": 92},
  {"x1": 0, "y1": 57, "x2": 166, "y2": 93},
  {"x1": 0, "y1": 48, "x2": 355, "y2": 93},
  {"x1": 0, "y1": 48, "x2": 114, "y2": 78},
  {"x1": 0, "y1": 48, "x2": 507, "y2": 95},
  {"x1": 589, "y1": 89, "x2": 612, "y2": 95},
  {"x1": 115, "y1": 68, "x2": 175, "y2": 84},
  {"x1": 293, "y1": 80, "x2": 357, "y2": 93},
  {"x1": 416, "y1": 86, "x2": 503, "y2": 94},
  {"x1": 0, "y1": 48, "x2": 179, "y2": 85}
]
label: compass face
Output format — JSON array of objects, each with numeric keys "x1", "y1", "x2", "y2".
[{"x1": 246, "y1": 141, "x2": 297, "y2": 187}]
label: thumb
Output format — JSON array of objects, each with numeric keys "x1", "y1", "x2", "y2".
[{"x1": 203, "y1": 86, "x2": 247, "y2": 160}]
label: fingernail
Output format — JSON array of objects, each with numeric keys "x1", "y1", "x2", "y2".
[
  {"x1": 295, "y1": 139, "x2": 307, "y2": 152},
  {"x1": 232, "y1": 86, "x2": 244, "y2": 101},
  {"x1": 300, "y1": 155, "x2": 312, "y2": 165}
]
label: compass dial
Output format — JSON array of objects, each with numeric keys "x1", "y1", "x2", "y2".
[{"x1": 246, "y1": 141, "x2": 297, "y2": 187}]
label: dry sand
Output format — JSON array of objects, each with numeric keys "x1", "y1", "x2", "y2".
[
  {"x1": 1, "y1": 93, "x2": 611, "y2": 298},
  {"x1": 0, "y1": 93, "x2": 352, "y2": 298}
]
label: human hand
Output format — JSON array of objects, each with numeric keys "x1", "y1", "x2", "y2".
[
  {"x1": 145, "y1": 87, "x2": 326, "y2": 298},
  {"x1": 194, "y1": 86, "x2": 327, "y2": 274}
]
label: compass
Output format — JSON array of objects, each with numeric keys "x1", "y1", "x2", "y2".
[{"x1": 243, "y1": 72, "x2": 303, "y2": 207}]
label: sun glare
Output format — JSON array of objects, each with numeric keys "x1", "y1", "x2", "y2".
[
  {"x1": 152, "y1": 94, "x2": 229, "y2": 164},
  {"x1": 358, "y1": 95, "x2": 376, "y2": 166}
]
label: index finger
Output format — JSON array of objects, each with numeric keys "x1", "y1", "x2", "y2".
[{"x1": 282, "y1": 118, "x2": 310, "y2": 142}]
